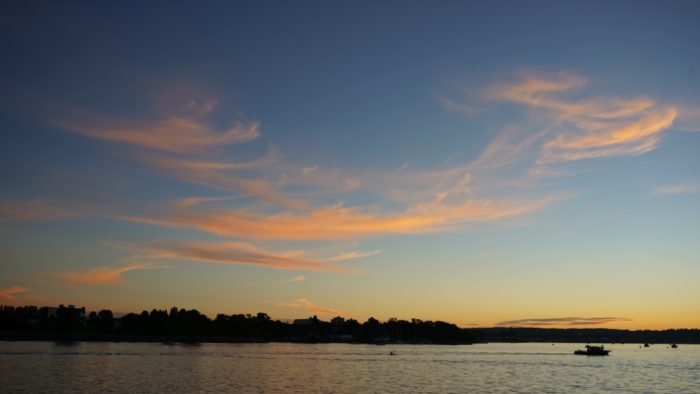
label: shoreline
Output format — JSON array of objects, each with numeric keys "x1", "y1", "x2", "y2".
[{"x1": 2, "y1": 337, "x2": 698, "y2": 345}]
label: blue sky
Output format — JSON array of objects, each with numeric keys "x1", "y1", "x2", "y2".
[{"x1": 1, "y1": 1, "x2": 699, "y2": 328}]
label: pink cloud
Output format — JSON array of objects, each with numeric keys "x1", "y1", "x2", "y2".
[
  {"x1": 275, "y1": 298, "x2": 345, "y2": 316},
  {"x1": 60, "y1": 261, "x2": 170, "y2": 284},
  {"x1": 116, "y1": 240, "x2": 357, "y2": 273},
  {"x1": 0, "y1": 285, "x2": 29, "y2": 301},
  {"x1": 122, "y1": 196, "x2": 554, "y2": 241}
]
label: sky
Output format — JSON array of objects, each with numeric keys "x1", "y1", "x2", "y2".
[{"x1": 1, "y1": 1, "x2": 699, "y2": 329}]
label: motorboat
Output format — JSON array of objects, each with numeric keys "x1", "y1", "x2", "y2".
[{"x1": 574, "y1": 345, "x2": 610, "y2": 356}]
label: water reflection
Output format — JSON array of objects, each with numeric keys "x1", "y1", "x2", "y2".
[{"x1": 0, "y1": 342, "x2": 698, "y2": 393}]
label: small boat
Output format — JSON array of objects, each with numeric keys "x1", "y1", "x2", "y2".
[
  {"x1": 671, "y1": 344, "x2": 678, "y2": 348},
  {"x1": 574, "y1": 345, "x2": 610, "y2": 356}
]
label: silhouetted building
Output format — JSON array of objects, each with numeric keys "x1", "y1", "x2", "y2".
[{"x1": 46, "y1": 305, "x2": 87, "y2": 320}]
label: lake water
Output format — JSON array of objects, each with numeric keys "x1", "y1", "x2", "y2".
[{"x1": 1, "y1": 341, "x2": 698, "y2": 393}]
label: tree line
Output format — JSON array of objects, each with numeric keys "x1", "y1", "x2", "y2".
[
  {"x1": 0, "y1": 305, "x2": 476, "y2": 344},
  {"x1": 3, "y1": 305, "x2": 699, "y2": 344}
]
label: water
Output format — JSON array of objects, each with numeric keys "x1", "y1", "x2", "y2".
[{"x1": 1, "y1": 341, "x2": 698, "y2": 393}]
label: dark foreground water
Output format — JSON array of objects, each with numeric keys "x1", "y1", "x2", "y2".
[{"x1": 1, "y1": 341, "x2": 698, "y2": 393}]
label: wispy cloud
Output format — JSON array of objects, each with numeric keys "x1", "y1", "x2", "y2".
[
  {"x1": 54, "y1": 100, "x2": 308, "y2": 209},
  {"x1": 275, "y1": 298, "x2": 345, "y2": 316},
  {"x1": 484, "y1": 72, "x2": 677, "y2": 163},
  {"x1": 0, "y1": 199, "x2": 76, "y2": 222},
  {"x1": 125, "y1": 196, "x2": 554, "y2": 241},
  {"x1": 56, "y1": 104, "x2": 259, "y2": 154},
  {"x1": 117, "y1": 240, "x2": 357, "y2": 273},
  {"x1": 132, "y1": 150, "x2": 306, "y2": 208},
  {"x1": 541, "y1": 108, "x2": 676, "y2": 163},
  {"x1": 436, "y1": 94, "x2": 484, "y2": 115},
  {"x1": 653, "y1": 181, "x2": 700, "y2": 195},
  {"x1": 60, "y1": 261, "x2": 171, "y2": 284},
  {"x1": 289, "y1": 275, "x2": 305, "y2": 282},
  {"x1": 496, "y1": 316, "x2": 631, "y2": 327},
  {"x1": 329, "y1": 249, "x2": 383, "y2": 261},
  {"x1": 0, "y1": 285, "x2": 29, "y2": 301},
  {"x1": 38, "y1": 80, "x2": 616, "y2": 283},
  {"x1": 302, "y1": 166, "x2": 318, "y2": 176}
]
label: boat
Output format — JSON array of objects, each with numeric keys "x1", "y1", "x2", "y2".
[{"x1": 574, "y1": 345, "x2": 610, "y2": 356}]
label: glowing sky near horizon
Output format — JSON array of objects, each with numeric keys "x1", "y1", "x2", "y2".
[{"x1": 1, "y1": 1, "x2": 699, "y2": 329}]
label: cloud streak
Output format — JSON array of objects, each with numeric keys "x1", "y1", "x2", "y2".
[
  {"x1": 275, "y1": 298, "x2": 345, "y2": 316},
  {"x1": 60, "y1": 261, "x2": 171, "y2": 284},
  {"x1": 653, "y1": 181, "x2": 700, "y2": 195},
  {"x1": 125, "y1": 196, "x2": 554, "y2": 241},
  {"x1": 54, "y1": 101, "x2": 307, "y2": 209},
  {"x1": 329, "y1": 249, "x2": 383, "y2": 261},
  {"x1": 497, "y1": 316, "x2": 631, "y2": 327},
  {"x1": 56, "y1": 105, "x2": 260, "y2": 154},
  {"x1": 0, "y1": 285, "x2": 29, "y2": 301},
  {"x1": 485, "y1": 72, "x2": 677, "y2": 163},
  {"x1": 117, "y1": 240, "x2": 357, "y2": 273},
  {"x1": 132, "y1": 150, "x2": 306, "y2": 208}
]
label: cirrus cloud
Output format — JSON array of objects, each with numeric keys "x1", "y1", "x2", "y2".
[
  {"x1": 483, "y1": 72, "x2": 678, "y2": 164},
  {"x1": 328, "y1": 249, "x2": 383, "y2": 261},
  {"x1": 122, "y1": 196, "x2": 555, "y2": 241},
  {"x1": 113, "y1": 240, "x2": 358, "y2": 273},
  {"x1": 56, "y1": 105, "x2": 260, "y2": 154},
  {"x1": 653, "y1": 181, "x2": 700, "y2": 196},
  {"x1": 275, "y1": 298, "x2": 345, "y2": 316},
  {"x1": 496, "y1": 316, "x2": 632, "y2": 327},
  {"x1": 60, "y1": 261, "x2": 171, "y2": 284}
]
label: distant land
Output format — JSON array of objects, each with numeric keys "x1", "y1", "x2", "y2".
[{"x1": 2, "y1": 305, "x2": 699, "y2": 344}]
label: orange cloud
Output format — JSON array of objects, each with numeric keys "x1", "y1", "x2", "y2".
[
  {"x1": 126, "y1": 196, "x2": 553, "y2": 241},
  {"x1": 0, "y1": 285, "x2": 29, "y2": 301},
  {"x1": 118, "y1": 240, "x2": 356, "y2": 273},
  {"x1": 57, "y1": 109, "x2": 259, "y2": 154},
  {"x1": 55, "y1": 100, "x2": 317, "y2": 208},
  {"x1": 133, "y1": 151, "x2": 307, "y2": 208},
  {"x1": 541, "y1": 108, "x2": 676, "y2": 163},
  {"x1": 275, "y1": 298, "x2": 345, "y2": 316},
  {"x1": 60, "y1": 261, "x2": 170, "y2": 284},
  {"x1": 486, "y1": 71, "x2": 587, "y2": 106},
  {"x1": 484, "y1": 72, "x2": 678, "y2": 163}
]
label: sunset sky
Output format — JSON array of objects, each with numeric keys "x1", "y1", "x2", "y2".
[{"x1": 1, "y1": 1, "x2": 699, "y2": 329}]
